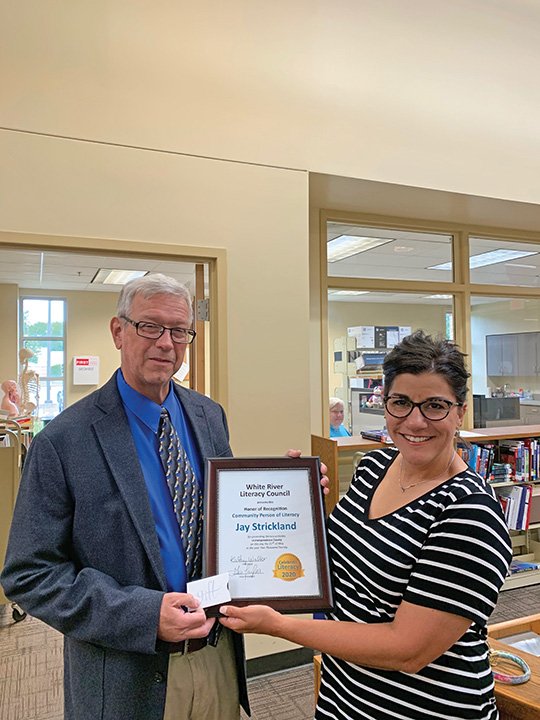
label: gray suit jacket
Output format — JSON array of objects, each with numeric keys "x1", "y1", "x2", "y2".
[{"x1": 1, "y1": 374, "x2": 249, "y2": 719}]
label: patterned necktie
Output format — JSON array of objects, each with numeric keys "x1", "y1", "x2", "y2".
[{"x1": 158, "y1": 408, "x2": 203, "y2": 579}]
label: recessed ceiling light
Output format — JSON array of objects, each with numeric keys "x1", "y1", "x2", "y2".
[
  {"x1": 507, "y1": 263, "x2": 537, "y2": 269},
  {"x1": 423, "y1": 294, "x2": 452, "y2": 299},
  {"x1": 429, "y1": 249, "x2": 538, "y2": 271},
  {"x1": 327, "y1": 235, "x2": 393, "y2": 262},
  {"x1": 393, "y1": 245, "x2": 414, "y2": 253},
  {"x1": 91, "y1": 269, "x2": 148, "y2": 285}
]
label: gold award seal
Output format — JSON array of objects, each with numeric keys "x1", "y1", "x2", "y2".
[{"x1": 273, "y1": 553, "x2": 305, "y2": 582}]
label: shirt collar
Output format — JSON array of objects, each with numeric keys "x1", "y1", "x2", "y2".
[{"x1": 116, "y1": 369, "x2": 176, "y2": 433}]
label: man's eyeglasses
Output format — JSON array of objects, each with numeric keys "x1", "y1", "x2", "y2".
[
  {"x1": 384, "y1": 395, "x2": 462, "y2": 421},
  {"x1": 121, "y1": 316, "x2": 196, "y2": 345}
]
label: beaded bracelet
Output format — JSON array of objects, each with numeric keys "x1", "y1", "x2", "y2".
[{"x1": 489, "y1": 649, "x2": 531, "y2": 685}]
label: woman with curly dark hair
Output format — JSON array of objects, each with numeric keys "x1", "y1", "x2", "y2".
[{"x1": 220, "y1": 331, "x2": 512, "y2": 720}]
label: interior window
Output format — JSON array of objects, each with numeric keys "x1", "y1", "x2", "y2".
[{"x1": 20, "y1": 297, "x2": 66, "y2": 420}]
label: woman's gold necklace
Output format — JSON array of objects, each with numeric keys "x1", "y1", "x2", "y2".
[{"x1": 398, "y1": 449, "x2": 457, "y2": 493}]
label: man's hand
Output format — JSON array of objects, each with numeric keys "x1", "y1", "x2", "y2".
[
  {"x1": 157, "y1": 592, "x2": 215, "y2": 642},
  {"x1": 287, "y1": 449, "x2": 330, "y2": 496}
]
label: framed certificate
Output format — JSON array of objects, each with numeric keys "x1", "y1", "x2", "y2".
[{"x1": 204, "y1": 456, "x2": 334, "y2": 613}]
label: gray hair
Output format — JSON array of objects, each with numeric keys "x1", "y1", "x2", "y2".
[
  {"x1": 329, "y1": 397, "x2": 344, "y2": 411},
  {"x1": 116, "y1": 273, "x2": 193, "y2": 324}
]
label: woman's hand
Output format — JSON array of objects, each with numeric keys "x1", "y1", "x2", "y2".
[
  {"x1": 218, "y1": 604, "x2": 283, "y2": 635},
  {"x1": 287, "y1": 449, "x2": 330, "y2": 496}
]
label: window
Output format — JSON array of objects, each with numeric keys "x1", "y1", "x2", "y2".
[
  {"x1": 323, "y1": 215, "x2": 540, "y2": 432},
  {"x1": 20, "y1": 297, "x2": 66, "y2": 419},
  {"x1": 327, "y1": 223, "x2": 453, "y2": 282},
  {"x1": 328, "y1": 288, "x2": 453, "y2": 434},
  {"x1": 469, "y1": 237, "x2": 540, "y2": 287}
]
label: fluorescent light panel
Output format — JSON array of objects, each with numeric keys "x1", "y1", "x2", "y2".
[
  {"x1": 424, "y1": 294, "x2": 452, "y2": 299},
  {"x1": 429, "y1": 249, "x2": 538, "y2": 271},
  {"x1": 329, "y1": 290, "x2": 370, "y2": 296},
  {"x1": 327, "y1": 235, "x2": 393, "y2": 262},
  {"x1": 92, "y1": 268, "x2": 148, "y2": 285}
]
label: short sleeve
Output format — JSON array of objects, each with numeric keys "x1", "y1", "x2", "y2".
[{"x1": 403, "y1": 492, "x2": 512, "y2": 626}]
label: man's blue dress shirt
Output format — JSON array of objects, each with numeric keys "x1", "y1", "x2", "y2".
[{"x1": 117, "y1": 370, "x2": 203, "y2": 591}]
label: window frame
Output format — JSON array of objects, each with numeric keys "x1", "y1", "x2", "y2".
[
  {"x1": 320, "y1": 211, "x2": 540, "y2": 432},
  {"x1": 19, "y1": 295, "x2": 67, "y2": 418}
]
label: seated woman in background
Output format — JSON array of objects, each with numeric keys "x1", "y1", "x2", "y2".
[
  {"x1": 329, "y1": 396, "x2": 351, "y2": 437},
  {"x1": 221, "y1": 331, "x2": 512, "y2": 720}
]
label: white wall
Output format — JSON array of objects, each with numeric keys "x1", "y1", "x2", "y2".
[
  {"x1": 0, "y1": 285, "x2": 18, "y2": 384},
  {"x1": 0, "y1": 132, "x2": 311, "y2": 459},
  {"x1": 4, "y1": 1, "x2": 540, "y2": 204},
  {"x1": 5, "y1": 2, "x2": 540, "y2": 438}
]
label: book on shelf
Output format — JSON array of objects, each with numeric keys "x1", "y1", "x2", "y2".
[
  {"x1": 458, "y1": 442, "x2": 495, "y2": 480},
  {"x1": 498, "y1": 484, "x2": 532, "y2": 530},
  {"x1": 360, "y1": 429, "x2": 392, "y2": 443},
  {"x1": 459, "y1": 438, "x2": 540, "y2": 484},
  {"x1": 509, "y1": 558, "x2": 540, "y2": 574},
  {"x1": 489, "y1": 462, "x2": 513, "y2": 483},
  {"x1": 499, "y1": 439, "x2": 539, "y2": 482}
]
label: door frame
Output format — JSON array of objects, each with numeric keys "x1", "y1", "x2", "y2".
[{"x1": 0, "y1": 230, "x2": 229, "y2": 409}]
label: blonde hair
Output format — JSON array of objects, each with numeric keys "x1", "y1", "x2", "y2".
[{"x1": 329, "y1": 397, "x2": 344, "y2": 411}]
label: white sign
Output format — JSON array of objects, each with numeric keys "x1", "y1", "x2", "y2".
[
  {"x1": 216, "y1": 468, "x2": 320, "y2": 599},
  {"x1": 348, "y1": 325, "x2": 375, "y2": 348},
  {"x1": 73, "y1": 356, "x2": 100, "y2": 385},
  {"x1": 399, "y1": 326, "x2": 412, "y2": 341}
]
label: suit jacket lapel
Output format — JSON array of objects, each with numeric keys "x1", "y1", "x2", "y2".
[{"x1": 92, "y1": 376, "x2": 167, "y2": 590}]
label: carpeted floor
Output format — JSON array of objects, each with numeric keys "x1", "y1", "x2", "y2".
[{"x1": 1, "y1": 584, "x2": 540, "y2": 720}]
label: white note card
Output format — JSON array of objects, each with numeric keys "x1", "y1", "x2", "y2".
[{"x1": 187, "y1": 572, "x2": 231, "y2": 609}]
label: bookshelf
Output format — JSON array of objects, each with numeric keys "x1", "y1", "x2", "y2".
[{"x1": 312, "y1": 424, "x2": 540, "y2": 590}]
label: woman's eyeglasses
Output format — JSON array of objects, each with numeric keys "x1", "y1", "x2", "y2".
[{"x1": 384, "y1": 395, "x2": 462, "y2": 421}]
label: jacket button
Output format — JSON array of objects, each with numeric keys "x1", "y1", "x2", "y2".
[{"x1": 153, "y1": 672, "x2": 165, "y2": 684}]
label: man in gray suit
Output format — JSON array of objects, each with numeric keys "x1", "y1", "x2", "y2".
[{"x1": 1, "y1": 274, "x2": 249, "y2": 720}]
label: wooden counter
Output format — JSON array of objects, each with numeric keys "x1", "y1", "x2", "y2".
[
  {"x1": 488, "y1": 614, "x2": 540, "y2": 720},
  {"x1": 311, "y1": 434, "x2": 385, "y2": 513}
]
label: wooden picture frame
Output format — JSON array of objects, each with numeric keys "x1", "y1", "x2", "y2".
[{"x1": 204, "y1": 456, "x2": 334, "y2": 613}]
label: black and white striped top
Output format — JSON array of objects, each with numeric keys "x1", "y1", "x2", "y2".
[{"x1": 316, "y1": 447, "x2": 512, "y2": 720}]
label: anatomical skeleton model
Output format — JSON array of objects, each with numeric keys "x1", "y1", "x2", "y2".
[{"x1": 18, "y1": 347, "x2": 40, "y2": 415}]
